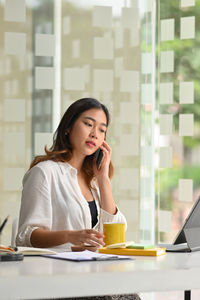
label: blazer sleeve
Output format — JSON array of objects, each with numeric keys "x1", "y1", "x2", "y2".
[{"x1": 16, "y1": 166, "x2": 52, "y2": 247}]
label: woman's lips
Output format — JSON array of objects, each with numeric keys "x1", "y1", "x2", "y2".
[{"x1": 86, "y1": 141, "x2": 96, "y2": 148}]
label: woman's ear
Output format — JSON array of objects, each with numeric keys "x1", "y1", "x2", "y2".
[{"x1": 65, "y1": 129, "x2": 70, "y2": 135}]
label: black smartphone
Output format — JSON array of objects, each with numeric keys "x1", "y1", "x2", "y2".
[
  {"x1": 0, "y1": 253, "x2": 24, "y2": 261},
  {"x1": 95, "y1": 148, "x2": 104, "y2": 169}
]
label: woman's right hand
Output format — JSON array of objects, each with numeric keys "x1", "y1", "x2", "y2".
[{"x1": 67, "y1": 229, "x2": 105, "y2": 248}]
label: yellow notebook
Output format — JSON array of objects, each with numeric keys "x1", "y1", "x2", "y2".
[{"x1": 99, "y1": 247, "x2": 166, "y2": 257}]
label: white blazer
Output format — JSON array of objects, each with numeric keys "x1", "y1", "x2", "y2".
[{"x1": 16, "y1": 160, "x2": 127, "y2": 251}]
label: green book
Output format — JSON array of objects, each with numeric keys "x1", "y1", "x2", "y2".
[{"x1": 126, "y1": 244, "x2": 155, "y2": 249}]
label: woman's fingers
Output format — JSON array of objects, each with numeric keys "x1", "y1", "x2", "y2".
[
  {"x1": 86, "y1": 229, "x2": 104, "y2": 238},
  {"x1": 85, "y1": 236, "x2": 105, "y2": 247},
  {"x1": 100, "y1": 142, "x2": 112, "y2": 164},
  {"x1": 84, "y1": 229, "x2": 105, "y2": 246},
  {"x1": 70, "y1": 229, "x2": 104, "y2": 247},
  {"x1": 100, "y1": 141, "x2": 112, "y2": 156}
]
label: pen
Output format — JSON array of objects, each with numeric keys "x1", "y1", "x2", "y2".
[
  {"x1": 91, "y1": 255, "x2": 119, "y2": 261},
  {"x1": 0, "y1": 216, "x2": 9, "y2": 235}
]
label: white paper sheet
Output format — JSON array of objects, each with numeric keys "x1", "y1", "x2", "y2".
[
  {"x1": 159, "y1": 114, "x2": 173, "y2": 135},
  {"x1": 94, "y1": 37, "x2": 113, "y2": 59},
  {"x1": 35, "y1": 67, "x2": 54, "y2": 90},
  {"x1": 35, "y1": 34, "x2": 55, "y2": 57},
  {"x1": 44, "y1": 250, "x2": 132, "y2": 261},
  {"x1": 179, "y1": 114, "x2": 194, "y2": 136},
  {"x1": 160, "y1": 51, "x2": 174, "y2": 73},
  {"x1": 180, "y1": 16, "x2": 195, "y2": 39},
  {"x1": 4, "y1": 0, "x2": 26, "y2": 22},
  {"x1": 93, "y1": 69, "x2": 113, "y2": 92},
  {"x1": 5, "y1": 32, "x2": 26, "y2": 55},
  {"x1": 159, "y1": 147, "x2": 172, "y2": 168},
  {"x1": 161, "y1": 19, "x2": 175, "y2": 41},
  {"x1": 160, "y1": 82, "x2": 173, "y2": 104},
  {"x1": 178, "y1": 179, "x2": 193, "y2": 202},
  {"x1": 92, "y1": 6, "x2": 112, "y2": 28}
]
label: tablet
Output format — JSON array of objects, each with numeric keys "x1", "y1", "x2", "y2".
[
  {"x1": 159, "y1": 196, "x2": 200, "y2": 252},
  {"x1": 174, "y1": 195, "x2": 200, "y2": 244}
]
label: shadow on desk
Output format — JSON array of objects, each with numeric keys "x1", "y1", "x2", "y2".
[{"x1": 48, "y1": 294, "x2": 141, "y2": 300}]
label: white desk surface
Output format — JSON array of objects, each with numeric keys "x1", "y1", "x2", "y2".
[{"x1": 0, "y1": 251, "x2": 200, "y2": 300}]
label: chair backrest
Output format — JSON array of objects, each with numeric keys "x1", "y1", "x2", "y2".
[{"x1": 11, "y1": 218, "x2": 19, "y2": 247}]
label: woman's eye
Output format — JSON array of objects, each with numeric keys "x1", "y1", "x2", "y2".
[
  {"x1": 100, "y1": 128, "x2": 105, "y2": 133},
  {"x1": 84, "y1": 122, "x2": 92, "y2": 127}
]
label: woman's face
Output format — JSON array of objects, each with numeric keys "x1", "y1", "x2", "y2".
[{"x1": 68, "y1": 108, "x2": 107, "y2": 157}]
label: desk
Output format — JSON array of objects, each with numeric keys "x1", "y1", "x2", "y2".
[{"x1": 0, "y1": 251, "x2": 200, "y2": 300}]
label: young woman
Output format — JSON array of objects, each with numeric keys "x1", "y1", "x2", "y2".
[
  {"x1": 16, "y1": 98, "x2": 141, "y2": 300},
  {"x1": 16, "y1": 98, "x2": 127, "y2": 251}
]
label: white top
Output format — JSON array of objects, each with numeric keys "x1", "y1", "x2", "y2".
[{"x1": 16, "y1": 160, "x2": 127, "y2": 251}]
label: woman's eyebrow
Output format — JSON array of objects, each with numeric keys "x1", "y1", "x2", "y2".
[{"x1": 83, "y1": 116, "x2": 107, "y2": 127}]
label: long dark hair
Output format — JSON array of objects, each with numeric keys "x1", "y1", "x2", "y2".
[{"x1": 30, "y1": 98, "x2": 114, "y2": 186}]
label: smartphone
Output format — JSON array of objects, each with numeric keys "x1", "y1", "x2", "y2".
[{"x1": 95, "y1": 148, "x2": 104, "y2": 169}]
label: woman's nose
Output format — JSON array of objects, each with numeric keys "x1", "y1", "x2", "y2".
[{"x1": 90, "y1": 127, "x2": 97, "y2": 138}]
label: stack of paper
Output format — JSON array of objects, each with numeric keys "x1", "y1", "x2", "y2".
[{"x1": 99, "y1": 243, "x2": 166, "y2": 257}]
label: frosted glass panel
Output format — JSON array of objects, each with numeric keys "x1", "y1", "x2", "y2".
[
  {"x1": 0, "y1": 0, "x2": 148, "y2": 247},
  {"x1": 35, "y1": 67, "x2": 55, "y2": 90},
  {"x1": 178, "y1": 179, "x2": 193, "y2": 202},
  {"x1": 161, "y1": 19, "x2": 174, "y2": 41},
  {"x1": 35, "y1": 34, "x2": 55, "y2": 57},
  {"x1": 157, "y1": 0, "x2": 200, "y2": 245},
  {"x1": 4, "y1": 0, "x2": 26, "y2": 22},
  {"x1": 5, "y1": 32, "x2": 26, "y2": 55},
  {"x1": 180, "y1": 16, "x2": 195, "y2": 40}
]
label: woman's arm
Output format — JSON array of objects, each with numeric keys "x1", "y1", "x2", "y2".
[
  {"x1": 94, "y1": 141, "x2": 117, "y2": 215},
  {"x1": 31, "y1": 228, "x2": 104, "y2": 248}
]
